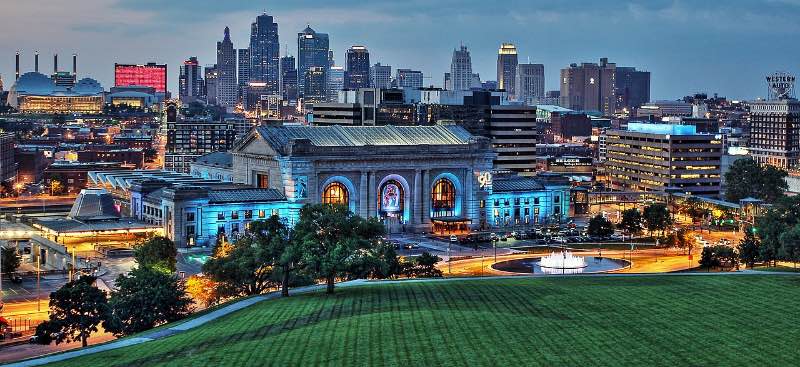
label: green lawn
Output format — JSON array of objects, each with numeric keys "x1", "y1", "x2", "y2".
[{"x1": 50, "y1": 275, "x2": 800, "y2": 367}]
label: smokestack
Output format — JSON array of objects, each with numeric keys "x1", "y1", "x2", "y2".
[
  {"x1": 35, "y1": 51, "x2": 39, "y2": 73},
  {"x1": 15, "y1": 51, "x2": 20, "y2": 80},
  {"x1": 54, "y1": 53, "x2": 58, "y2": 74},
  {"x1": 72, "y1": 53, "x2": 77, "y2": 76}
]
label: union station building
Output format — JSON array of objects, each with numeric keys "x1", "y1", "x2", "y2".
[{"x1": 92, "y1": 125, "x2": 570, "y2": 247}]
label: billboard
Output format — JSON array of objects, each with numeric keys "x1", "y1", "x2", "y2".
[{"x1": 115, "y1": 63, "x2": 168, "y2": 93}]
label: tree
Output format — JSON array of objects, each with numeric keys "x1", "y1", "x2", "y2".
[
  {"x1": 669, "y1": 228, "x2": 695, "y2": 254},
  {"x1": 404, "y1": 252, "x2": 443, "y2": 278},
  {"x1": 618, "y1": 209, "x2": 643, "y2": 238},
  {"x1": 246, "y1": 216, "x2": 300, "y2": 297},
  {"x1": 724, "y1": 158, "x2": 788, "y2": 203},
  {"x1": 699, "y1": 245, "x2": 738, "y2": 271},
  {"x1": 294, "y1": 204, "x2": 385, "y2": 294},
  {"x1": 202, "y1": 238, "x2": 275, "y2": 298},
  {"x1": 133, "y1": 236, "x2": 177, "y2": 273},
  {"x1": 737, "y1": 229, "x2": 761, "y2": 269},
  {"x1": 587, "y1": 215, "x2": 614, "y2": 238},
  {"x1": 1, "y1": 245, "x2": 21, "y2": 275},
  {"x1": 185, "y1": 275, "x2": 219, "y2": 308},
  {"x1": 779, "y1": 224, "x2": 800, "y2": 269},
  {"x1": 36, "y1": 276, "x2": 108, "y2": 347},
  {"x1": 104, "y1": 267, "x2": 192, "y2": 336},
  {"x1": 643, "y1": 203, "x2": 672, "y2": 236},
  {"x1": 680, "y1": 197, "x2": 710, "y2": 225}
]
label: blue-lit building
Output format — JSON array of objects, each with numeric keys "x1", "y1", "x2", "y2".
[{"x1": 90, "y1": 125, "x2": 571, "y2": 247}]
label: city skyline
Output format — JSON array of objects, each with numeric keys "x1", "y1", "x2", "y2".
[{"x1": 1, "y1": 0, "x2": 800, "y2": 100}]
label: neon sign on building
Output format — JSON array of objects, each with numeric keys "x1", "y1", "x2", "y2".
[{"x1": 114, "y1": 63, "x2": 168, "y2": 93}]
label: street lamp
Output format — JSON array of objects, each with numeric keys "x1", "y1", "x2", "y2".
[{"x1": 493, "y1": 238, "x2": 497, "y2": 264}]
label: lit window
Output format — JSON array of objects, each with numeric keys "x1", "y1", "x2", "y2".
[{"x1": 322, "y1": 182, "x2": 349, "y2": 205}]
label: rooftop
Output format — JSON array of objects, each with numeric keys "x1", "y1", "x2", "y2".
[
  {"x1": 208, "y1": 188, "x2": 286, "y2": 203},
  {"x1": 626, "y1": 123, "x2": 699, "y2": 135},
  {"x1": 193, "y1": 152, "x2": 233, "y2": 169},
  {"x1": 253, "y1": 125, "x2": 475, "y2": 154}
]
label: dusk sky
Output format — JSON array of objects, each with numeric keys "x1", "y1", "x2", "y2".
[{"x1": 2, "y1": 0, "x2": 799, "y2": 100}]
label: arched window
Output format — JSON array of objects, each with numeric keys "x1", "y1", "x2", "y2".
[
  {"x1": 322, "y1": 182, "x2": 349, "y2": 205},
  {"x1": 380, "y1": 180, "x2": 404, "y2": 214},
  {"x1": 431, "y1": 179, "x2": 456, "y2": 217}
]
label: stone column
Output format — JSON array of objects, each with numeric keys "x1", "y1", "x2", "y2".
[
  {"x1": 413, "y1": 170, "x2": 422, "y2": 225},
  {"x1": 359, "y1": 171, "x2": 368, "y2": 218},
  {"x1": 422, "y1": 170, "x2": 431, "y2": 225},
  {"x1": 464, "y1": 168, "x2": 473, "y2": 225},
  {"x1": 367, "y1": 171, "x2": 377, "y2": 217}
]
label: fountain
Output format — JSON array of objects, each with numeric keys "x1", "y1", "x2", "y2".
[{"x1": 537, "y1": 251, "x2": 587, "y2": 274}]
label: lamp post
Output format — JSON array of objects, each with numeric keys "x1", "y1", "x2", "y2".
[
  {"x1": 493, "y1": 238, "x2": 497, "y2": 263},
  {"x1": 447, "y1": 241, "x2": 451, "y2": 274},
  {"x1": 36, "y1": 256, "x2": 41, "y2": 312}
]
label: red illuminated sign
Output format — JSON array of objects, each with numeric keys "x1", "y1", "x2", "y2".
[{"x1": 114, "y1": 63, "x2": 167, "y2": 93}]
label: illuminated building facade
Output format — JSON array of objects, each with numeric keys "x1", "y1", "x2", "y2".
[
  {"x1": 297, "y1": 25, "x2": 329, "y2": 96},
  {"x1": 280, "y1": 55, "x2": 298, "y2": 102},
  {"x1": 747, "y1": 99, "x2": 800, "y2": 170},
  {"x1": 496, "y1": 43, "x2": 518, "y2": 98},
  {"x1": 605, "y1": 123, "x2": 722, "y2": 196},
  {"x1": 7, "y1": 72, "x2": 103, "y2": 114},
  {"x1": 230, "y1": 125, "x2": 569, "y2": 234},
  {"x1": 249, "y1": 13, "x2": 280, "y2": 93},
  {"x1": 165, "y1": 119, "x2": 237, "y2": 173},
  {"x1": 114, "y1": 63, "x2": 167, "y2": 93},
  {"x1": 179, "y1": 57, "x2": 202, "y2": 103}
]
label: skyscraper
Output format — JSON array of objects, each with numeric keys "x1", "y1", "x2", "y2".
[
  {"x1": 297, "y1": 25, "x2": 329, "y2": 96},
  {"x1": 449, "y1": 45, "x2": 473, "y2": 91},
  {"x1": 615, "y1": 67, "x2": 650, "y2": 111},
  {"x1": 515, "y1": 63, "x2": 545, "y2": 105},
  {"x1": 395, "y1": 69, "x2": 424, "y2": 89},
  {"x1": 249, "y1": 13, "x2": 280, "y2": 93},
  {"x1": 179, "y1": 57, "x2": 201, "y2": 103},
  {"x1": 327, "y1": 66, "x2": 345, "y2": 102},
  {"x1": 345, "y1": 46, "x2": 370, "y2": 89},
  {"x1": 216, "y1": 27, "x2": 237, "y2": 108},
  {"x1": 237, "y1": 48, "x2": 250, "y2": 100},
  {"x1": 496, "y1": 43, "x2": 518, "y2": 98},
  {"x1": 559, "y1": 58, "x2": 616, "y2": 116},
  {"x1": 281, "y1": 55, "x2": 298, "y2": 102},
  {"x1": 304, "y1": 66, "x2": 327, "y2": 104},
  {"x1": 370, "y1": 63, "x2": 392, "y2": 89},
  {"x1": 204, "y1": 65, "x2": 219, "y2": 105}
]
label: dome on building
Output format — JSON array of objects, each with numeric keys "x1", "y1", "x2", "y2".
[
  {"x1": 72, "y1": 78, "x2": 103, "y2": 95},
  {"x1": 11, "y1": 72, "x2": 56, "y2": 96},
  {"x1": 68, "y1": 188, "x2": 121, "y2": 221}
]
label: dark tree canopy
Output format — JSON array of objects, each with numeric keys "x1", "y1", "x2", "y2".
[
  {"x1": 643, "y1": 203, "x2": 672, "y2": 235},
  {"x1": 133, "y1": 236, "x2": 178, "y2": 273},
  {"x1": 587, "y1": 215, "x2": 615, "y2": 238},
  {"x1": 294, "y1": 204, "x2": 385, "y2": 294},
  {"x1": 36, "y1": 276, "x2": 108, "y2": 347},
  {"x1": 1, "y1": 246, "x2": 21, "y2": 275},
  {"x1": 105, "y1": 267, "x2": 193, "y2": 336},
  {"x1": 724, "y1": 158, "x2": 788, "y2": 203},
  {"x1": 618, "y1": 209, "x2": 643, "y2": 236}
]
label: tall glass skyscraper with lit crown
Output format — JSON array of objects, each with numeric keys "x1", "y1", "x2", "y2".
[
  {"x1": 497, "y1": 43, "x2": 518, "y2": 99},
  {"x1": 249, "y1": 13, "x2": 280, "y2": 94},
  {"x1": 298, "y1": 25, "x2": 329, "y2": 97},
  {"x1": 345, "y1": 46, "x2": 370, "y2": 89}
]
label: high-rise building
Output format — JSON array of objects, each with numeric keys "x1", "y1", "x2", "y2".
[
  {"x1": 615, "y1": 66, "x2": 650, "y2": 111},
  {"x1": 327, "y1": 66, "x2": 345, "y2": 102},
  {"x1": 179, "y1": 57, "x2": 202, "y2": 103},
  {"x1": 559, "y1": 58, "x2": 616, "y2": 116},
  {"x1": 304, "y1": 67, "x2": 327, "y2": 104},
  {"x1": 204, "y1": 66, "x2": 219, "y2": 105},
  {"x1": 605, "y1": 123, "x2": 722, "y2": 196},
  {"x1": 449, "y1": 45, "x2": 473, "y2": 91},
  {"x1": 748, "y1": 98, "x2": 800, "y2": 170},
  {"x1": 165, "y1": 119, "x2": 237, "y2": 173},
  {"x1": 114, "y1": 63, "x2": 167, "y2": 94},
  {"x1": 496, "y1": 43, "x2": 518, "y2": 98},
  {"x1": 216, "y1": 27, "x2": 237, "y2": 108},
  {"x1": 345, "y1": 46, "x2": 370, "y2": 89},
  {"x1": 281, "y1": 55, "x2": 298, "y2": 102},
  {"x1": 297, "y1": 25, "x2": 329, "y2": 95},
  {"x1": 0, "y1": 133, "x2": 16, "y2": 184},
  {"x1": 489, "y1": 105, "x2": 538, "y2": 176},
  {"x1": 515, "y1": 63, "x2": 545, "y2": 106},
  {"x1": 237, "y1": 48, "x2": 250, "y2": 100},
  {"x1": 395, "y1": 69, "x2": 424, "y2": 89},
  {"x1": 249, "y1": 13, "x2": 280, "y2": 93},
  {"x1": 370, "y1": 63, "x2": 392, "y2": 89}
]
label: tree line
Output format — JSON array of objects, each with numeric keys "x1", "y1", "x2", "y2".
[{"x1": 33, "y1": 204, "x2": 443, "y2": 347}]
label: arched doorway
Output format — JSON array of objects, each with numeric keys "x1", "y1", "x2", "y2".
[
  {"x1": 322, "y1": 182, "x2": 349, "y2": 206},
  {"x1": 379, "y1": 179, "x2": 405, "y2": 233},
  {"x1": 431, "y1": 178, "x2": 456, "y2": 218}
]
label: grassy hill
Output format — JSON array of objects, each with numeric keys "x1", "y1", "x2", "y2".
[{"x1": 49, "y1": 275, "x2": 800, "y2": 366}]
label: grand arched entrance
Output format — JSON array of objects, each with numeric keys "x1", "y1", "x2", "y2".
[
  {"x1": 430, "y1": 177, "x2": 470, "y2": 234},
  {"x1": 379, "y1": 179, "x2": 406, "y2": 233}
]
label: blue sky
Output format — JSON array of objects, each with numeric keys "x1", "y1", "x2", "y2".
[{"x1": 2, "y1": 0, "x2": 799, "y2": 100}]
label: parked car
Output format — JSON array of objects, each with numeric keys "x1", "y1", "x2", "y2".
[
  {"x1": 450, "y1": 235, "x2": 458, "y2": 243},
  {"x1": 403, "y1": 242, "x2": 420, "y2": 250}
]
